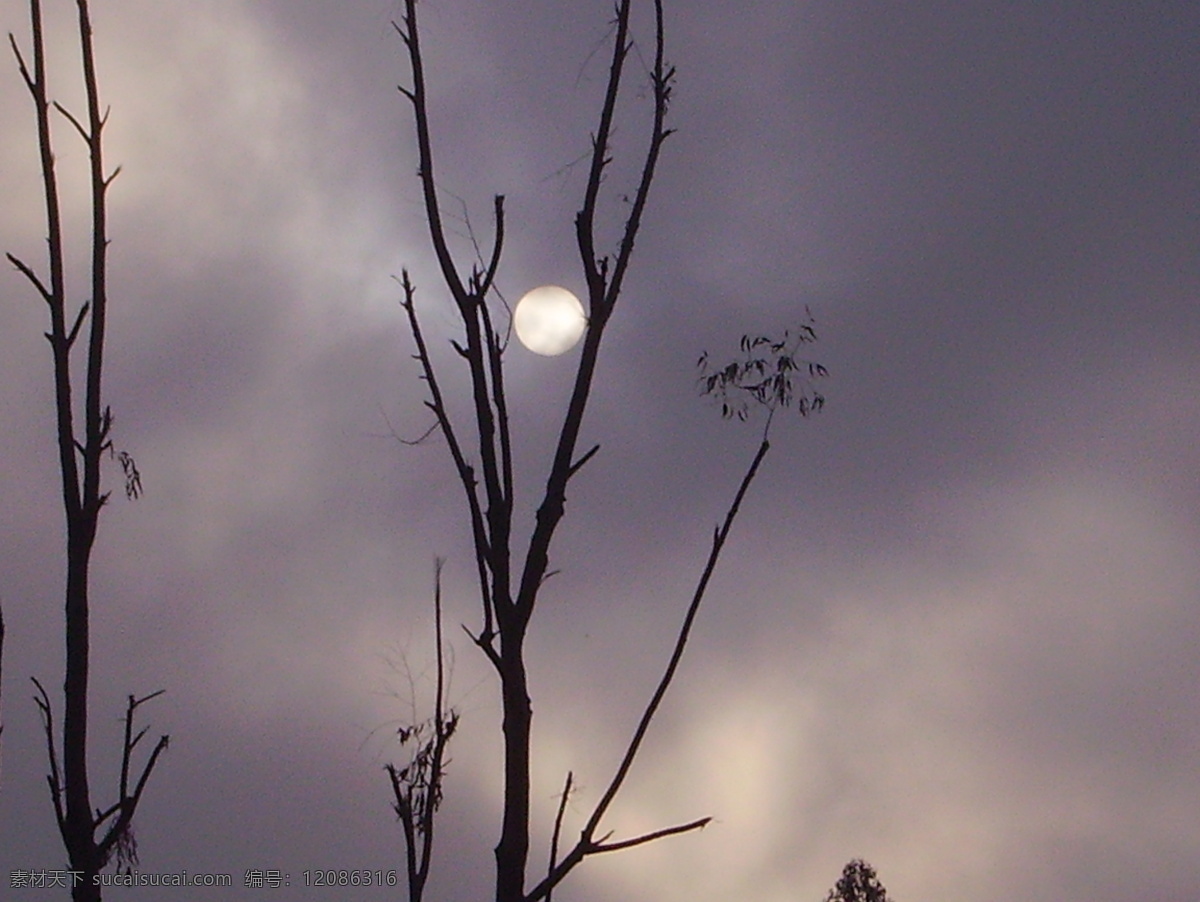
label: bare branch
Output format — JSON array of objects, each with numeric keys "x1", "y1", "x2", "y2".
[
  {"x1": 397, "y1": 3, "x2": 516, "y2": 647},
  {"x1": 79, "y1": 0, "x2": 115, "y2": 529},
  {"x1": 591, "y1": 816, "x2": 711, "y2": 854},
  {"x1": 605, "y1": 0, "x2": 675, "y2": 309},
  {"x1": 396, "y1": 1, "x2": 467, "y2": 303},
  {"x1": 9, "y1": 31, "x2": 28, "y2": 83},
  {"x1": 52, "y1": 99, "x2": 89, "y2": 141},
  {"x1": 462, "y1": 622, "x2": 501, "y2": 670},
  {"x1": 95, "y1": 689, "x2": 170, "y2": 868},
  {"x1": 567, "y1": 444, "x2": 600, "y2": 480},
  {"x1": 127, "y1": 733, "x2": 169, "y2": 808},
  {"x1": 479, "y1": 297, "x2": 514, "y2": 510},
  {"x1": 118, "y1": 690, "x2": 164, "y2": 801},
  {"x1": 12, "y1": 0, "x2": 83, "y2": 531},
  {"x1": 575, "y1": 0, "x2": 632, "y2": 304},
  {"x1": 397, "y1": 419, "x2": 441, "y2": 447},
  {"x1": 65, "y1": 301, "x2": 90, "y2": 348},
  {"x1": 31, "y1": 677, "x2": 66, "y2": 834},
  {"x1": 478, "y1": 194, "x2": 505, "y2": 300},
  {"x1": 6, "y1": 252, "x2": 52, "y2": 303},
  {"x1": 545, "y1": 772, "x2": 574, "y2": 902},
  {"x1": 400, "y1": 272, "x2": 499, "y2": 645},
  {"x1": 422, "y1": 559, "x2": 451, "y2": 889},
  {"x1": 388, "y1": 559, "x2": 460, "y2": 902},
  {"x1": 584, "y1": 438, "x2": 769, "y2": 836},
  {"x1": 396, "y1": 7, "x2": 524, "y2": 689},
  {"x1": 515, "y1": 0, "x2": 673, "y2": 633},
  {"x1": 528, "y1": 439, "x2": 771, "y2": 900}
]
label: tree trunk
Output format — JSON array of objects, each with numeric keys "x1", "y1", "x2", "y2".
[
  {"x1": 495, "y1": 640, "x2": 532, "y2": 902},
  {"x1": 65, "y1": 531, "x2": 100, "y2": 901}
]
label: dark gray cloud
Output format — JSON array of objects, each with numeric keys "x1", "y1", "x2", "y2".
[{"x1": 2, "y1": 2, "x2": 1198, "y2": 900}]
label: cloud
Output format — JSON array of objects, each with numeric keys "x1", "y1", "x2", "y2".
[{"x1": 3, "y1": 2, "x2": 1199, "y2": 900}]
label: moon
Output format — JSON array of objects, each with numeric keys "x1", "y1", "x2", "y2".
[{"x1": 513, "y1": 285, "x2": 587, "y2": 356}]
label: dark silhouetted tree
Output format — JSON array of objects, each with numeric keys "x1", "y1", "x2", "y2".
[
  {"x1": 8, "y1": 2, "x2": 167, "y2": 898},
  {"x1": 385, "y1": 559, "x2": 459, "y2": 902},
  {"x1": 389, "y1": 2, "x2": 826, "y2": 900},
  {"x1": 824, "y1": 859, "x2": 894, "y2": 902}
]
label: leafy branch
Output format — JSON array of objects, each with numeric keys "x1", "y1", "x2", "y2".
[{"x1": 697, "y1": 314, "x2": 828, "y2": 435}]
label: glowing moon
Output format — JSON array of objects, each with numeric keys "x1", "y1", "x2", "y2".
[{"x1": 513, "y1": 285, "x2": 587, "y2": 356}]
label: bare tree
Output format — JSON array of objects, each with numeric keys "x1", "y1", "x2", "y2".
[
  {"x1": 7, "y1": 2, "x2": 167, "y2": 898},
  {"x1": 390, "y1": 2, "x2": 825, "y2": 900},
  {"x1": 385, "y1": 559, "x2": 459, "y2": 902}
]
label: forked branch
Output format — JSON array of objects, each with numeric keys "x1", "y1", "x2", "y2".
[
  {"x1": 94, "y1": 691, "x2": 169, "y2": 869},
  {"x1": 515, "y1": 0, "x2": 675, "y2": 626},
  {"x1": 528, "y1": 325, "x2": 825, "y2": 900},
  {"x1": 33, "y1": 678, "x2": 168, "y2": 870},
  {"x1": 31, "y1": 677, "x2": 66, "y2": 834},
  {"x1": 524, "y1": 438, "x2": 770, "y2": 902},
  {"x1": 605, "y1": 0, "x2": 676, "y2": 309},
  {"x1": 387, "y1": 559, "x2": 460, "y2": 902},
  {"x1": 393, "y1": 3, "x2": 466, "y2": 305},
  {"x1": 396, "y1": 0, "x2": 515, "y2": 645},
  {"x1": 399, "y1": 273, "x2": 501, "y2": 664}
]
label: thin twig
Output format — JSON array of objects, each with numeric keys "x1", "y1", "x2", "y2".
[
  {"x1": 545, "y1": 771, "x2": 573, "y2": 902},
  {"x1": 591, "y1": 816, "x2": 712, "y2": 854},
  {"x1": 31, "y1": 677, "x2": 65, "y2": 832}
]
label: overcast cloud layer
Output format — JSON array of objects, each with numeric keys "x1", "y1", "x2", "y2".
[{"x1": 2, "y1": 2, "x2": 1198, "y2": 900}]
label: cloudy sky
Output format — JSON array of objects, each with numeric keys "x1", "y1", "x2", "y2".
[{"x1": 2, "y1": 1, "x2": 1198, "y2": 900}]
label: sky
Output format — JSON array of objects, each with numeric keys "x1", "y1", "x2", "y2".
[{"x1": 1, "y1": 1, "x2": 1198, "y2": 900}]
